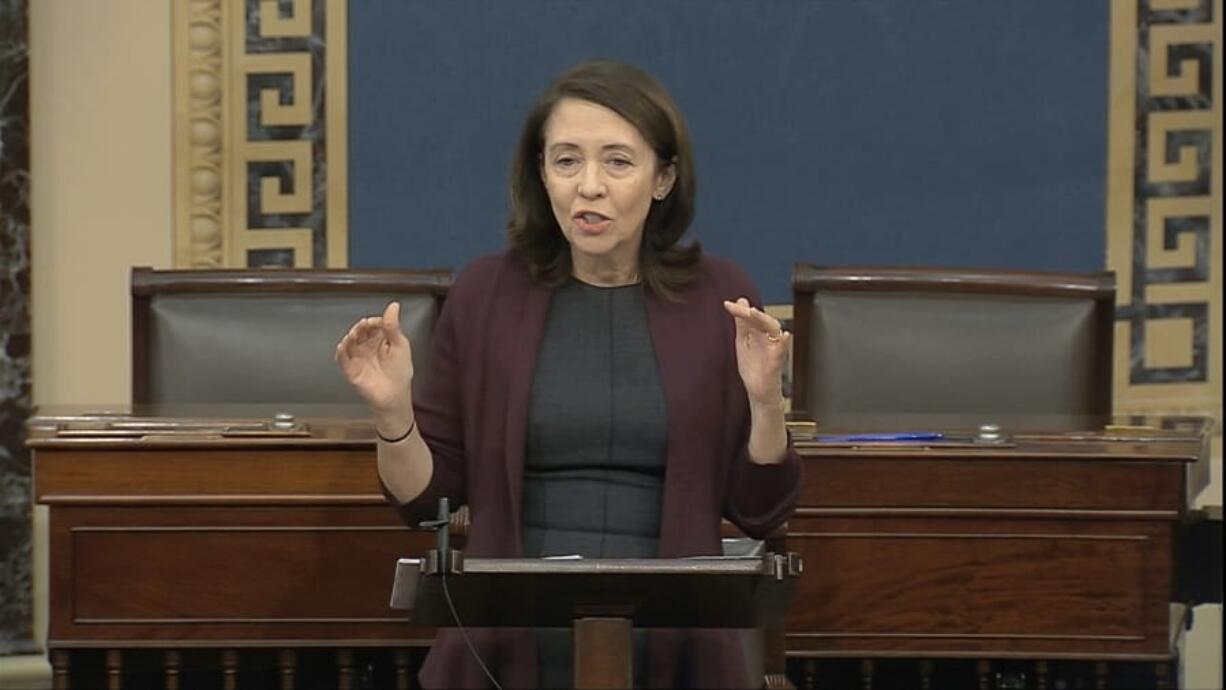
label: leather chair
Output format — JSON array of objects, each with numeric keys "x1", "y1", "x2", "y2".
[
  {"x1": 131, "y1": 267, "x2": 452, "y2": 405},
  {"x1": 790, "y1": 265, "x2": 1115, "y2": 431}
]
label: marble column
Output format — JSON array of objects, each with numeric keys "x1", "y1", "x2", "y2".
[{"x1": 0, "y1": 0, "x2": 34, "y2": 656}]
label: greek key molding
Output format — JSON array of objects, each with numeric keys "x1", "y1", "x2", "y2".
[
  {"x1": 173, "y1": 0, "x2": 347, "y2": 268},
  {"x1": 1107, "y1": 0, "x2": 1220, "y2": 432}
]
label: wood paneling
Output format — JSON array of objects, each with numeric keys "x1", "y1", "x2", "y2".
[
  {"x1": 784, "y1": 517, "x2": 1169, "y2": 657},
  {"x1": 36, "y1": 447, "x2": 376, "y2": 498},
  {"x1": 797, "y1": 455, "x2": 1186, "y2": 513},
  {"x1": 46, "y1": 503, "x2": 437, "y2": 645}
]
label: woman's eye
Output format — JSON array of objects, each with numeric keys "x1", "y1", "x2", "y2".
[
  {"x1": 607, "y1": 158, "x2": 632, "y2": 169},
  {"x1": 554, "y1": 157, "x2": 579, "y2": 169}
]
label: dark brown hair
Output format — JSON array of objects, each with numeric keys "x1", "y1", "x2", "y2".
[{"x1": 506, "y1": 60, "x2": 700, "y2": 298}]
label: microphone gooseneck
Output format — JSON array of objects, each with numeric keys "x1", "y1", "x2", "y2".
[
  {"x1": 417, "y1": 497, "x2": 452, "y2": 570},
  {"x1": 419, "y1": 497, "x2": 502, "y2": 690}
]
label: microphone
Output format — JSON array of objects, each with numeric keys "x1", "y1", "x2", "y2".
[
  {"x1": 417, "y1": 498, "x2": 503, "y2": 689},
  {"x1": 418, "y1": 497, "x2": 452, "y2": 570}
]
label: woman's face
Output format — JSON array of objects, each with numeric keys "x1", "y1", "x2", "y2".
[{"x1": 540, "y1": 98, "x2": 675, "y2": 279}]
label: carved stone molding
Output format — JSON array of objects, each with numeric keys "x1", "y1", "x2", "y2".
[
  {"x1": 173, "y1": 0, "x2": 346, "y2": 269},
  {"x1": 175, "y1": 0, "x2": 225, "y2": 268},
  {"x1": 1107, "y1": 0, "x2": 1222, "y2": 448}
]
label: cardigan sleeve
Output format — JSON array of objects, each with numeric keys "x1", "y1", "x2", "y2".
[
  {"x1": 714, "y1": 259, "x2": 803, "y2": 539},
  {"x1": 380, "y1": 266, "x2": 472, "y2": 527},
  {"x1": 724, "y1": 439, "x2": 803, "y2": 539}
]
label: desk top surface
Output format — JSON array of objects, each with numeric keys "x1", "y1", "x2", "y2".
[{"x1": 26, "y1": 404, "x2": 1211, "y2": 460}]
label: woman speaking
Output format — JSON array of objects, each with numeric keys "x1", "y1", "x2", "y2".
[{"x1": 336, "y1": 59, "x2": 802, "y2": 689}]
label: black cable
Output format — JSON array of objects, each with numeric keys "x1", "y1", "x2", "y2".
[
  {"x1": 421, "y1": 497, "x2": 502, "y2": 690},
  {"x1": 440, "y1": 562, "x2": 503, "y2": 690}
]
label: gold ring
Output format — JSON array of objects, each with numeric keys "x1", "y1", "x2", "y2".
[{"x1": 766, "y1": 331, "x2": 783, "y2": 343}]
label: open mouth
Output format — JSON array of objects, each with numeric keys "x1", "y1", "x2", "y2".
[{"x1": 573, "y1": 212, "x2": 612, "y2": 233}]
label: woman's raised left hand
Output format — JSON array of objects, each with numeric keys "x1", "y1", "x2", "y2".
[{"x1": 723, "y1": 297, "x2": 791, "y2": 406}]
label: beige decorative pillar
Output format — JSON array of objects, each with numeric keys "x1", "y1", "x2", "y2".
[
  {"x1": 1107, "y1": 0, "x2": 1221, "y2": 482},
  {"x1": 1107, "y1": 5, "x2": 1222, "y2": 686},
  {"x1": 173, "y1": 0, "x2": 347, "y2": 269}
]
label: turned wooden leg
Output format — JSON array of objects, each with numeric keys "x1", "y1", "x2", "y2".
[
  {"x1": 394, "y1": 649, "x2": 410, "y2": 690},
  {"x1": 976, "y1": 660, "x2": 991, "y2": 690},
  {"x1": 278, "y1": 649, "x2": 296, "y2": 690},
  {"x1": 105, "y1": 649, "x2": 122, "y2": 690},
  {"x1": 1154, "y1": 661, "x2": 1172, "y2": 690},
  {"x1": 51, "y1": 650, "x2": 70, "y2": 690},
  {"x1": 337, "y1": 648, "x2": 355, "y2": 690},
  {"x1": 221, "y1": 649, "x2": 238, "y2": 690},
  {"x1": 919, "y1": 660, "x2": 933, "y2": 690},
  {"x1": 1034, "y1": 661, "x2": 1048, "y2": 690},
  {"x1": 858, "y1": 659, "x2": 873, "y2": 690},
  {"x1": 1094, "y1": 660, "x2": 1108, "y2": 690},
  {"x1": 799, "y1": 659, "x2": 817, "y2": 690},
  {"x1": 163, "y1": 650, "x2": 181, "y2": 690}
]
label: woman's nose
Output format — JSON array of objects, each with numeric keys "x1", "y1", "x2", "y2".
[{"x1": 577, "y1": 164, "x2": 606, "y2": 198}]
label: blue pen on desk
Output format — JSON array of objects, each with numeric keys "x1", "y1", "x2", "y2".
[{"x1": 816, "y1": 432, "x2": 945, "y2": 443}]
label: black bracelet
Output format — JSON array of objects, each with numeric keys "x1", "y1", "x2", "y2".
[{"x1": 376, "y1": 419, "x2": 416, "y2": 444}]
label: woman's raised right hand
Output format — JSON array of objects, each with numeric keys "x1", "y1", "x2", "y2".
[{"x1": 335, "y1": 301, "x2": 415, "y2": 415}]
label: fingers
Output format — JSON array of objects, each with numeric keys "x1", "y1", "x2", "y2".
[
  {"x1": 381, "y1": 301, "x2": 403, "y2": 342},
  {"x1": 334, "y1": 302, "x2": 413, "y2": 368},
  {"x1": 722, "y1": 298, "x2": 785, "y2": 337},
  {"x1": 722, "y1": 300, "x2": 749, "y2": 338},
  {"x1": 334, "y1": 315, "x2": 387, "y2": 361},
  {"x1": 722, "y1": 298, "x2": 756, "y2": 325}
]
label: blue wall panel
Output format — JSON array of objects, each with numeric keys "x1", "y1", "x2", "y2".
[{"x1": 349, "y1": 1, "x2": 1108, "y2": 302}]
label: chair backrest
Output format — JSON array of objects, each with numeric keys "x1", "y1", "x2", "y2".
[
  {"x1": 791, "y1": 265, "x2": 1115, "y2": 430},
  {"x1": 131, "y1": 267, "x2": 452, "y2": 405}
]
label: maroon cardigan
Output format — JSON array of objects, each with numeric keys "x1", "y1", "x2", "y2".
[{"x1": 389, "y1": 249, "x2": 802, "y2": 689}]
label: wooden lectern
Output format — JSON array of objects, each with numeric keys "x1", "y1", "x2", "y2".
[{"x1": 389, "y1": 550, "x2": 802, "y2": 689}]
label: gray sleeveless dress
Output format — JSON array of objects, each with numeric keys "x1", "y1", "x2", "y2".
[{"x1": 522, "y1": 279, "x2": 667, "y2": 688}]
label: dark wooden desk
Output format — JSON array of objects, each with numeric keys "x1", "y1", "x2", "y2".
[
  {"x1": 29, "y1": 405, "x2": 436, "y2": 689},
  {"x1": 783, "y1": 417, "x2": 1209, "y2": 689},
  {"x1": 30, "y1": 408, "x2": 1209, "y2": 689}
]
